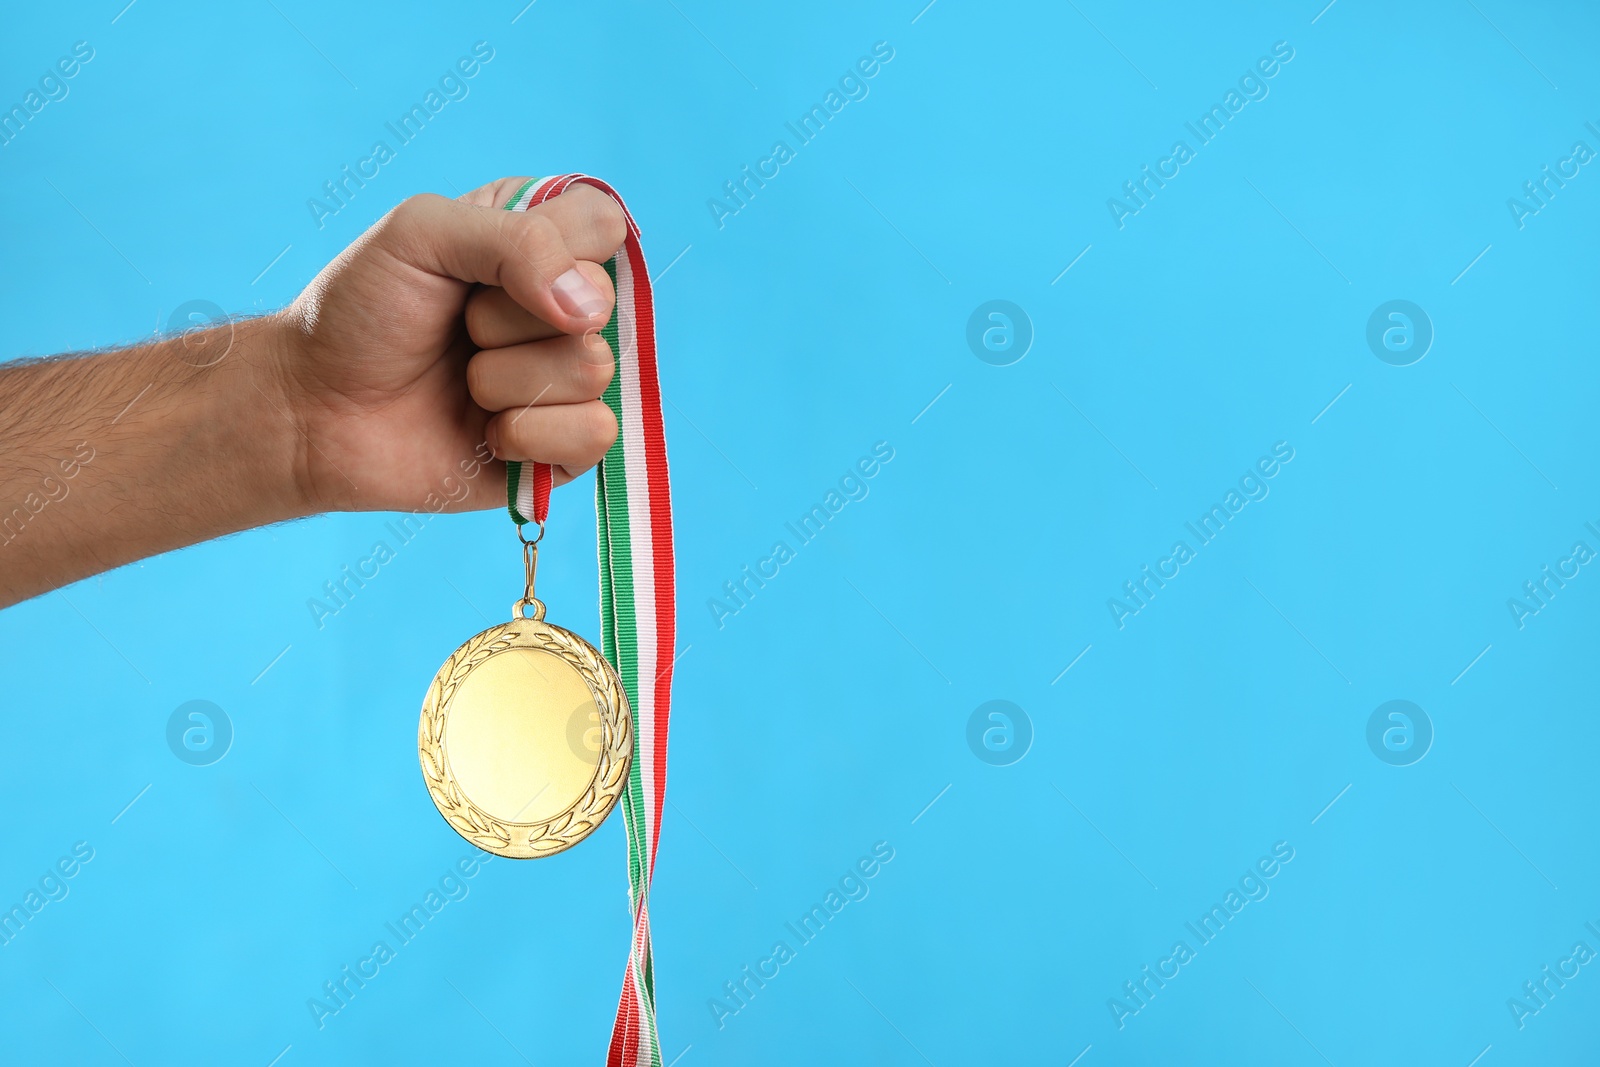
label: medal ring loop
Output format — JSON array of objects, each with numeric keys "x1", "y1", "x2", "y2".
[
  {"x1": 517, "y1": 520, "x2": 546, "y2": 546},
  {"x1": 512, "y1": 596, "x2": 547, "y2": 621}
]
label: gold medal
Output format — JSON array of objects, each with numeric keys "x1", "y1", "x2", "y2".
[{"x1": 418, "y1": 531, "x2": 633, "y2": 859}]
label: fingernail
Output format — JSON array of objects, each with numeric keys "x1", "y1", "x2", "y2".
[
  {"x1": 581, "y1": 330, "x2": 614, "y2": 365},
  {"x1": 552, "y1": 268, "x2": 608, "y2": 321}
]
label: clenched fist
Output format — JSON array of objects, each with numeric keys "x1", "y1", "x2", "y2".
[
  {"x1": 280, "y1": 176, "x2": 627, "y2": 513},
  {"x1": 0, "y1": 176, "x2": 630, "y2": 607}
]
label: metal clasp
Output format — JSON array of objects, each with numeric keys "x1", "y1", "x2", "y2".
[{"x1": 512, "y1": 536, "x2": 546, "y2": 621}]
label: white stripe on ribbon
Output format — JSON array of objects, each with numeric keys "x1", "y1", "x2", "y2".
[{"x1": 613, "y1": 248, "x2": 660, "y2": 875}]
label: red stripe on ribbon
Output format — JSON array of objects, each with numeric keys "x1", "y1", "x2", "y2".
[{"x1": 529, "y1": 461, "x2": 553, "y2": 524}]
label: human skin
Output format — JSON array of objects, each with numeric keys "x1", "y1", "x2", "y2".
[{"x1": 0, "y1": 176, "x2": 626, "y2": 608}]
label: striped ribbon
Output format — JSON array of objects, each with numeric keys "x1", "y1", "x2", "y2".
[{"x1": 503, "y1": 175, "x2": 674, "y2": 1067}]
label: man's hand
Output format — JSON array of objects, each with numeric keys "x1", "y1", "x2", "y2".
[
  {"x1": 0, "y1": 177, "x2": 628, "y2": 607},
  {"x1": 278, "y1": 176, "x2": 627, "y2": 514}
]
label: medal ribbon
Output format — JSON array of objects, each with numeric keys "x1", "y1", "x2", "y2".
[{"x1": 503, "y1": 175, "x2": 674, "y2": 1067}]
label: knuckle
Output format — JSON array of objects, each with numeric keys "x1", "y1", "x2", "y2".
[
  {"x1": 555, "y1": 186, "x2": 626, "y2": 252},
  {"x1": 510, "y1": 214, "x2": 568, "y2": 283},
  {"x1": 465, "y1": 353, "x2": 494, "y2": 404},
  {"x1": 586, "y1": 402, "x2": 619, "y2": 451},
  {"x1": 594, "y1": 199, "x2": 627, "y2": 250},
  {"x1": 463, "y1": 294, "x2": 494, "y2": 346},
  {"x1": 485, "y1": 413, "x2": 509, "y2": 457},
  {"x1": 391, "y1": 192, "x2": 443, "y2": 227},
  {"x1": 493, "y1": 175, "x2": 533, "y2": 206},
  {"x1": 518, "y1": 213, "x2": 560, "y2": 252},
  {"x1": 491, "y1": 413, "x2": 531, "y2": 459},
  {"x1": 581, "y1": 351, "x2": 616, "y2": 395},
  {"x1": 378, "y1": 193, "x2": 453, "y2": 260},
  {"x1": 503, "y1": 231, "x2": 539, "y2": 274}
]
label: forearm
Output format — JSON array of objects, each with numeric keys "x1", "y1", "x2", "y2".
[
  {"x1": 0, "y1": 179, "x2": 626, "y2": 608},
  {"x1": 0, "y1": 316, "x2": 307, "y2": 607}
]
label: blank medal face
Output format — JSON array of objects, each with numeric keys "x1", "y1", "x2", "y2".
[
  {"x1": 443, "y1": 646, "x2": 598, "y2": 824},
  {"x1": 419, "y1": 618, "x2": 632, "y2": 859}
]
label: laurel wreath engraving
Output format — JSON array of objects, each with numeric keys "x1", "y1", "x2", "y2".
[{"x1": 418, "y1": 620, "x2": 633, "y2": 859}]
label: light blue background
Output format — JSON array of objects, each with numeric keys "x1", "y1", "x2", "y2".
[{"x1": 3, "y1": 1, "x2": 1598, "y2": 1064}]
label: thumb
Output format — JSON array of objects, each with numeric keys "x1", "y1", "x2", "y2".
[{"x1": 375, "y1": 192, "x2": 609, "y2": 335}]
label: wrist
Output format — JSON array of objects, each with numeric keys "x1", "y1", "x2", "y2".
[
  {"x1": 102, "y1": 312, "x2": 315, "y2": 534},
  {"x1": 188, "y1": 312, "x2": 316, "y2": 526}
]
